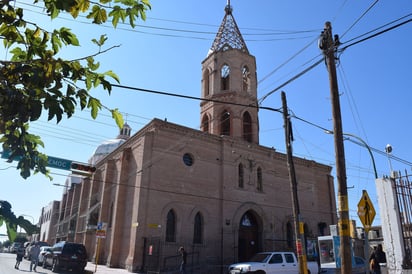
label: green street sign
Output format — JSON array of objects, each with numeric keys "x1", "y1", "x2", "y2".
[
  {"x1": 1, "y1": 151, "x2": 72, "y2": 171},
  {"x1": 47, "y1": 156, "x2": 72, "y2": 171}
]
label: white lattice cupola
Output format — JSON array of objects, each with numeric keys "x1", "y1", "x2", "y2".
[{"x1": 200, "y1": 2, "x2": 259, "y2": 144}]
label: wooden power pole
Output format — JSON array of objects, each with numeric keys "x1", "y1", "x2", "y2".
[
  {"x1": 282, "y1": 91, "x2": 308, "y2": 274},
  {"x1": 319, "y1": 22, "x2": 352, "y2": 273}
]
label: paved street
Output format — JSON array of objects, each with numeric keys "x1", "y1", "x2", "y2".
[{"x1": 0, "y1": 253, "x2": 130, "y2": 274}]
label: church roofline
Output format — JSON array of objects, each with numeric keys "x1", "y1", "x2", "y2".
[{"x1": 93, "y1": 118, "x2": 332, "y2": 172}]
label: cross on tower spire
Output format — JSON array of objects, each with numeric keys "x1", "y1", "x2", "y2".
[{"x1": 225, "y1": 0, "x2": 232, "y2": 14}]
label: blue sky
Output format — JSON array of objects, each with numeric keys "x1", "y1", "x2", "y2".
[{"x1": 1, "y1": 0, "x2": 412, "y2": 240}]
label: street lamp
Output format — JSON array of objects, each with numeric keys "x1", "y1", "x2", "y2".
[
  {"x1": 325, "y1": 130, "x2": 378, "y2": 179},
  {"x1": 325, "y1": 130, "x2": 378, "y2": 267}
]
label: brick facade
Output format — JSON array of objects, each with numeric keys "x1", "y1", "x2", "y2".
[{"x1": 50, "y1": 4, "x2": 337, "y2": 273}]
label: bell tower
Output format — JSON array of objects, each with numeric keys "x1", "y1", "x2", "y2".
[{"x1": 200, "y1": 2, "x2": 259, "y2": 144}]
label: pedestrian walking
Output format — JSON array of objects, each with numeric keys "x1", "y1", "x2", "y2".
[
  {"x1": 29, "y1": 243, "x2": 41, "y2": 272},
  {"x1": 15, "y1": 244, "x2": 25, "y2": 269},
  {"x1": 369, "y1": 244, "x2": 387, "y2": 274},
  {"x1": 369, "y1": 252, "x2": 380, "y2": 274},
  {"x1": 375, "y1": 244, "x2": 387, "y2": 265},
  {"x1": 179, "y1": 246, "x2": 187, "y2": 274}
]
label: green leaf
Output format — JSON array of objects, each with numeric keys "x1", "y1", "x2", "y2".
[
  {"x1": 109, "y1": 6, "x2": 126, "y2": 28},
  {"x1": 0, "y1": 0, "x2": 150, "y2": 179},
  {"x1": 87, "y1": 56, "x2": 100, "y2": 71},
  {"x1": 28, "y1": 100, "x2": 43, "y2": 121},
  {"x1": 104, "y1": 70, "x2": 120, "y2": 83},
  {"x1": 6, "y1": 222, "x2": 17, "y2": 242},
  {"x1": 92, "y1": 34, "x2": 108, "y2": 47},
  {"x1": 75, "y1": 89, "x2": 88, "y2": 110},
  {"x1": 51, "y1": 32, "x2": 62, "y2": 53},
  {"x1": 111, "y1": 109, "x2": 124, "y2": 129},
  {"x1": 59, "y1": 27, "x2": 80, "y2": 46},
  {"x1": 87, "y1": 97, "x2": 102, "y2": 119},
  {"x1": 87, "y1": 5, "x2": 108, "y2": 24}
]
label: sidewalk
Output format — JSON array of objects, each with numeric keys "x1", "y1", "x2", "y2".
[{"x1": 85, "y1": 262, "x2": 131, "y2": 274}]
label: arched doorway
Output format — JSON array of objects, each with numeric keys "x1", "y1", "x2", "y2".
[{"x1": 238, "y1": 210, "x2": 260, "y2": 262}]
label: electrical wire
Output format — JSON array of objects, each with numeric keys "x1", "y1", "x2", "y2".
[
  {"x1": 15, "y1": 2, "x2": 318, "y2": 42},
  {"x1": 341, "y1": 13, "x2": 412, "y2": 46},
  {"x1": 258, "y1": 36, "x2": 320, "y2": 85},
  {"x1": 340, "y1": 17, "x2": 412, "y2": 52},
  {"x1": 340, "y1": 0, "x2": 380, "y2": 39},
  {"x1": 258, "y1": 58, "x2": 324, "y2": 104},
  {"x1": 3, "y1": 2, "x2": 412, "y2": 175}
]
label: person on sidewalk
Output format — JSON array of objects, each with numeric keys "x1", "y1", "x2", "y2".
[
  {"x1": 15, "y1": 245, "x2": 25, "y2": 269},
  {"x1": 179, "y1": 246, "x2": 187, "y2": 274},
  {"x1": 29, "y1": 243, "x2": 41, "y2": 272}
]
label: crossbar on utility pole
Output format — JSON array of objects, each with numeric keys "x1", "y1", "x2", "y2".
[{"x1": 320, "y1": 22, "x2": 352, "y2": 273}]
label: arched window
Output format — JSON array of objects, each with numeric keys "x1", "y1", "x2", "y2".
[
  {"x1": 242, "y1": 66, "x2": 250, "y2": 92},
  {"x1": 193, "y1": 212, "x2": 203, "y2": 244},
  {"x1": 240, "y1": 211, "x2": 257, "y2": 227},
  {"x1": 221, "y1": 64, "x2": 230, "y2": 90},
  {"x1": 201, "y1": 114, "x2": 209, "y2": 133},
  {"x1": 221, "y1": 110, "x2": 230, "y2": 136},
  {"x1": 166, "y1": 209, "x2": 176, "y2": 242},
  {"x1": 243, "y1": 112, "x2": 252, "y2": 142},
  {"x1": 238, "y1": 163, "x2": 244, "y2": 188},
  {"x1": 286, "y1": 221, "x2": 293, "y2": 248},
  {"x1": 257, "y1": 167, "x2": 263, "y2": 192},
  {"x1": 203, "y1": 69, "x2": 210, "y2": 96}
]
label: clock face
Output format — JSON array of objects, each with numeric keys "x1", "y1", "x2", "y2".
[{"x1": 183, "y1": 153, "x2": 194, "y2": 166}]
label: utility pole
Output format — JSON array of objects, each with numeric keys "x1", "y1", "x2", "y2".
[
  {"x1": 282, "y1": 91, "x2": 308, "y2": 274},
  {"x1": 319, "y1": 22, "x2": 352, "y2": 273}
]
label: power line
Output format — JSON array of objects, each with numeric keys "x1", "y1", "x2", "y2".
[
  {"x1": 16, "y1": 2, "x2": 317, "y2": 42},
  {"x1": 340, "y1": 0, "x2": 380, "y2": 39},
  {"x1": 340, "y1": 17, "x2": 412, "y2": 52},
  {"x1": 258, "y1": 58, "x2": 324, "y2": 104}
]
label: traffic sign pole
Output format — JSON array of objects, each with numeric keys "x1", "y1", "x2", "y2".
[
  {"x1": 357, "y1": 190, "x2": 376, "y2": 232},
  {"x1": 357, "y1": 190, "x2": 376, "y2": 269}
]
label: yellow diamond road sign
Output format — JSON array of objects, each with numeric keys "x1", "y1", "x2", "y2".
[{"x1": 357, "y1": 190, "x2": 376, "y2": 232}]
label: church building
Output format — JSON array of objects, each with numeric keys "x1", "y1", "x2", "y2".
[{"x1": 52, "y1": 3, "x2": 337, "y2": 273}]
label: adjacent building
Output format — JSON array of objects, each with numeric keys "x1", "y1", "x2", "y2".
[
  {"x1": 38, "y1": 200, "x2": 60, "y2": 244},
  {"x1": 47, "y1": 4, "x2": 337, "y2": 273}
]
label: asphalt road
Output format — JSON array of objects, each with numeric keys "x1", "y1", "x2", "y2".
[
  {"x1": 0, "y1": 252, "x2": 131, "y2": 274},
  {"x1": 0, "y1": 252, "x2": 43, "y2": 274},
  {"x1": 0, "y1": 253, "x2": 86, "y2": 274}
]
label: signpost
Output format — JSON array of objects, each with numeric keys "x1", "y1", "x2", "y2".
[
  {"x1": 357, "y1": 189, "x2": 376, "y2": 232},
  {"x1": 357, "y1": 189, "x2": 376, "y2": 267},
  {"x1": 95, "y1": 222, "x2": 107, "y2": 272}
]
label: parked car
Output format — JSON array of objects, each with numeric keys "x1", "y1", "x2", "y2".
[
  {"x1": 38, "y1": 246, "x2": 52, "y2": 265},
  {"x1": 319, "y1": 256, "x2": 367, "y2": 274},
  {"x1": 42, "y1": 241, "x2": 88, "y2": 273},
  {"x1": 228, "y1": 251, "x2": 319, "y2": 274}
]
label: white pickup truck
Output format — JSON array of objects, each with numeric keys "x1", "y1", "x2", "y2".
[{"x1": 228, "y1": 251, "x2": 319, "y2": 274}]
